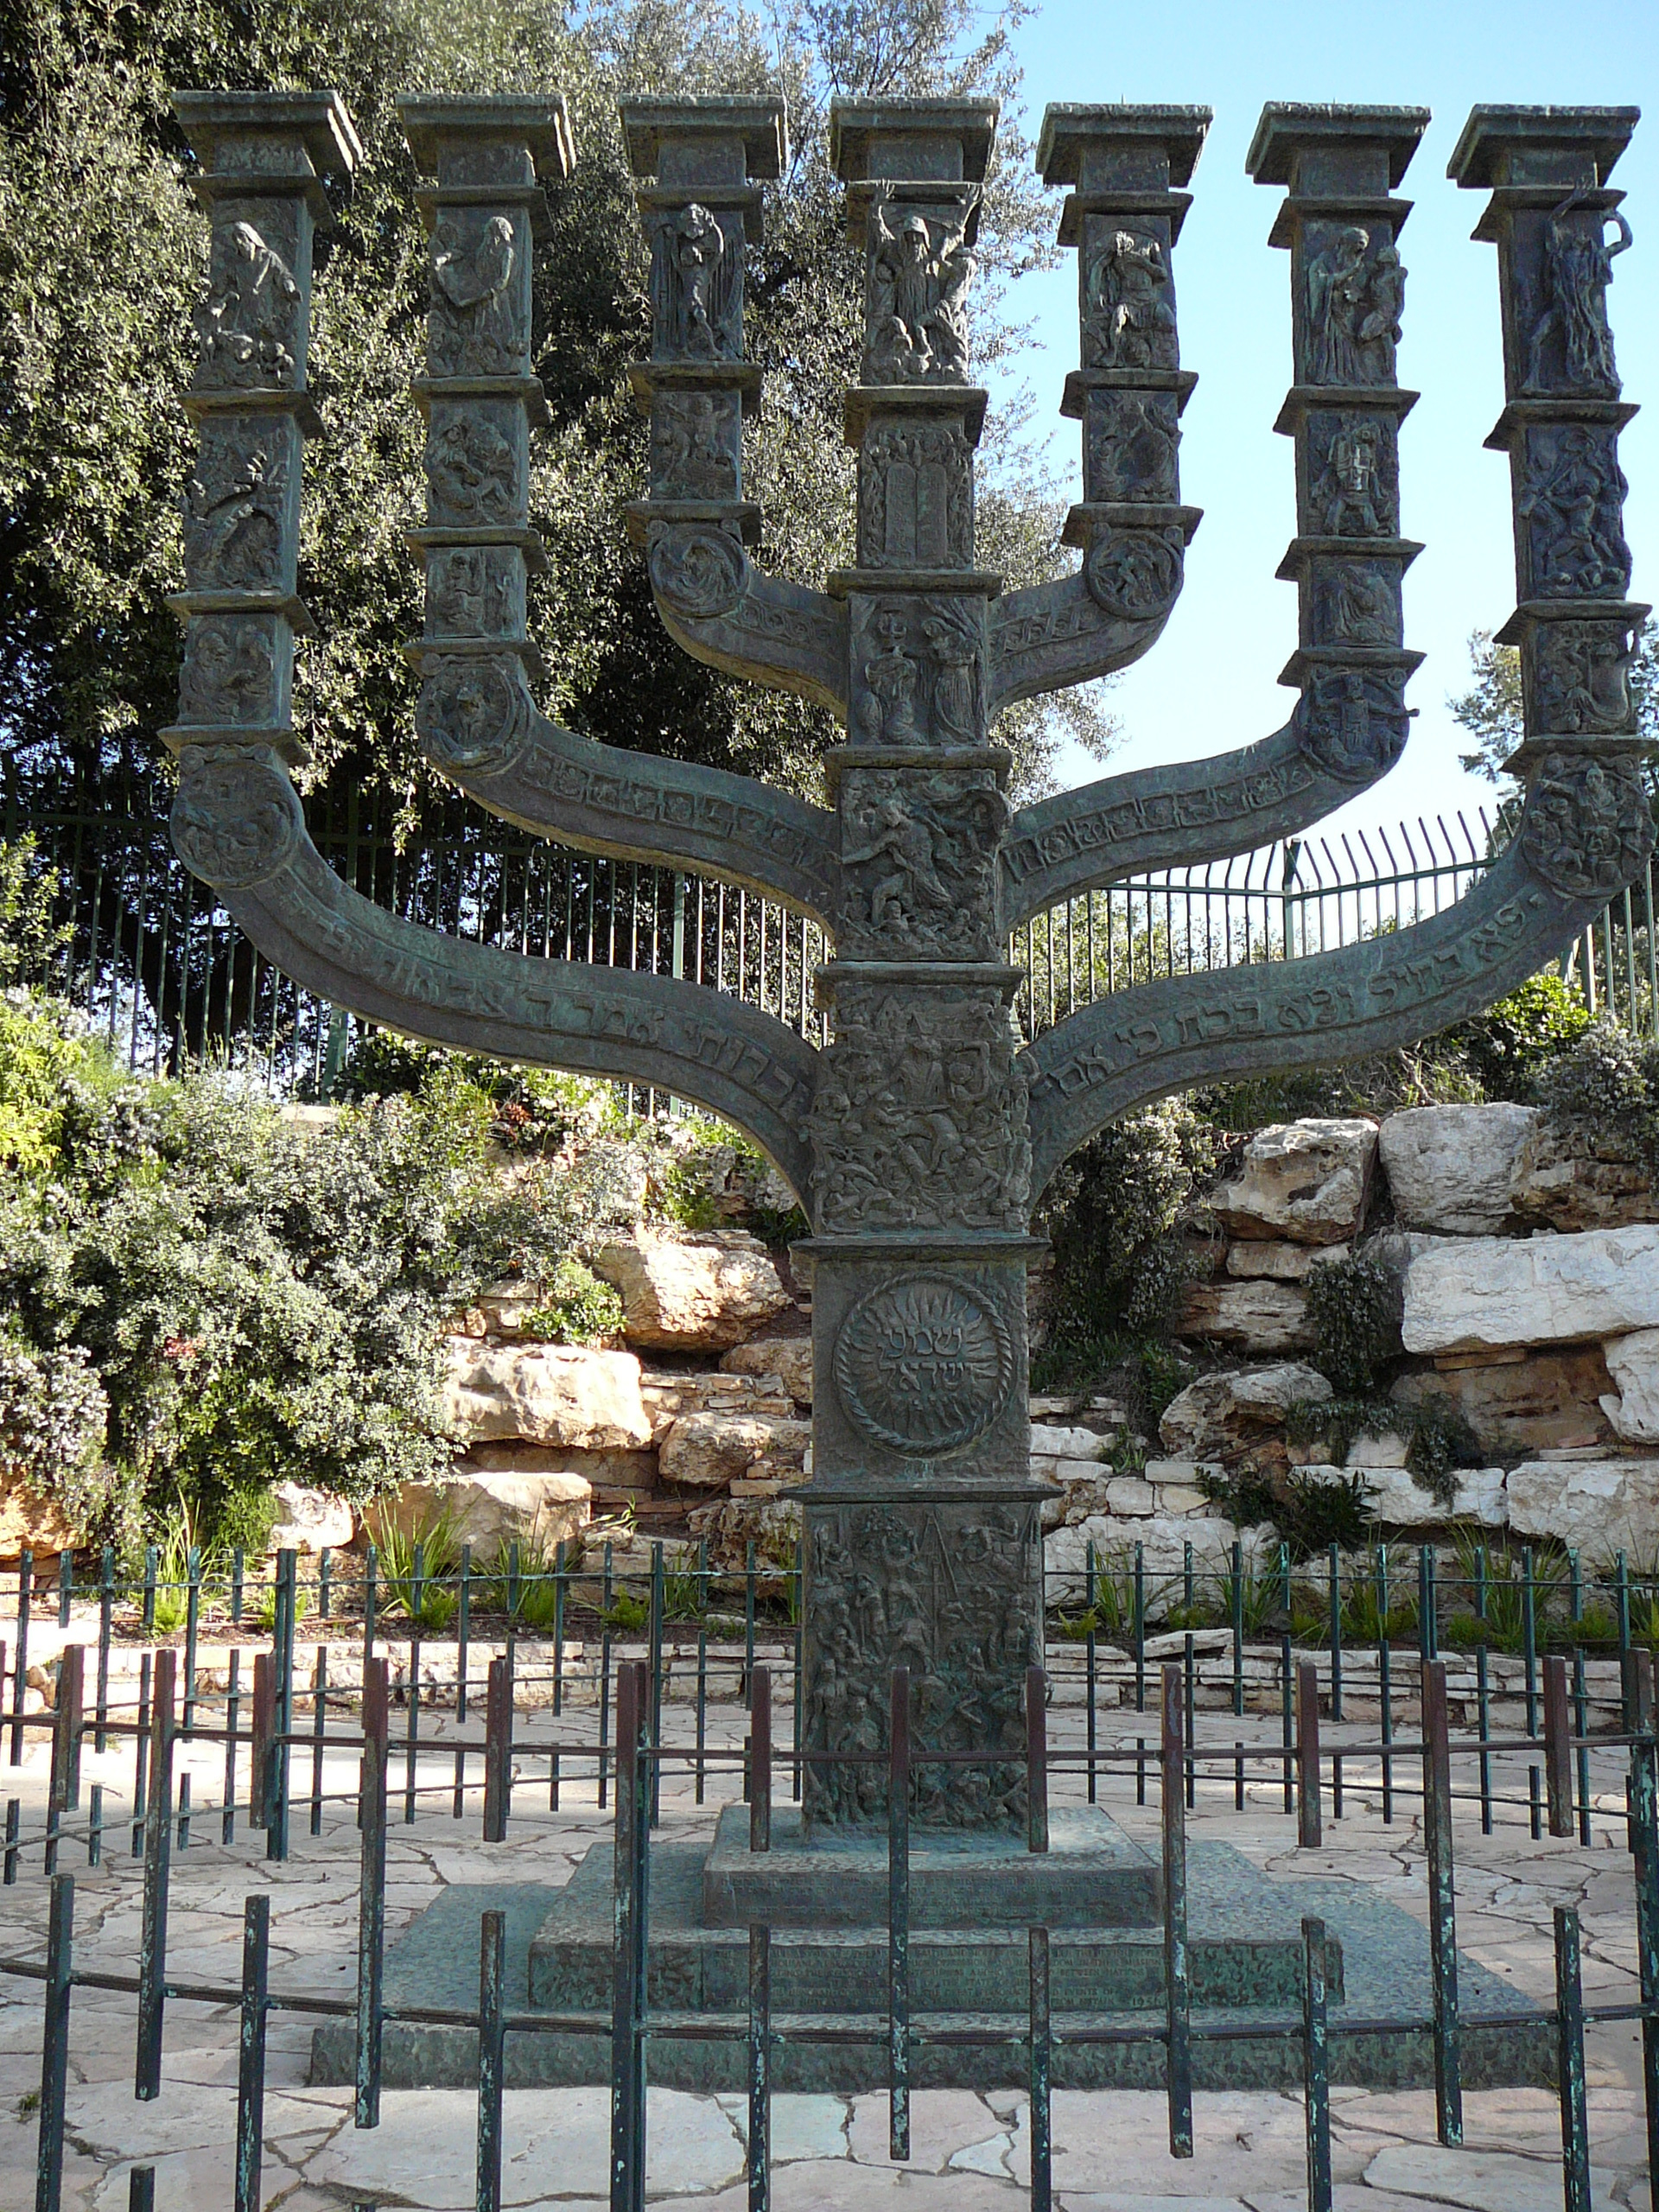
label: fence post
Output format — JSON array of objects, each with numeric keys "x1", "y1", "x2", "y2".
[
  {"x1": 1161, "y1": 1662, "x2": 1192, "y2": 2158},
  {"x1": 483, "y1": 1654, "x2": 512, "y2": 1844},
  {"x1": 46, "y1": 1643, "x2": 84, "y2": 1877},
  {"x1": 35, "y1": 1871, "x2": 73, "y2": 2212},
  {"x1": 356, "y1": 1656, "x2": 389, "y2": 2131},
  {"x1": 749, "y1": 1666, "x2": 771, "y2": 1854},
  {"x1": 234, "y1": 1895, "x2": 270, "y2": 2212},
  {"x1": 888, "y1": 1666, "x2": 911, "y2": 2164},
  {"x1": 1029, "y1": 1923, "x2": 1052, "y2": 2212},
  {"x1": 1302, "y1": 1916, "x2": 1332, "y2": 2212},
  {"x1": 747, "y1": 1922, "x2": 771, "y2": 2212},
  {"x1": 477, "y1": 1909, "x2": 506, "y2": 2212},
  {"x1": 1421, "y1": 1658, "x2": 1463, "y2": 2146},
  {"x1": 1296, "y1": 1660, "x2": 1322, "y2": 1850},
  {"x1": 1554, "y1": 1905, "x2": 1592, "y2": 2212},
  {"x1": 1544, "y1": 1654, "x2": 1574, "y2": 1839},
  {"x1": 135, "y1": 1649, "x2": 176, "y2": 2101},
  {"x1": 611, "y1": 1660, "x2": 648, "y2": 2212},
  {"x1": 1027, "y1": 1664, "x2": 1049, "y2": 1854},
  {"x1": 249, "y1": 1651, "x2": 275, "y2": 1832},
  {"x1": 1628, "y1": 1721, "x2": 1659, "y2": 2192}
]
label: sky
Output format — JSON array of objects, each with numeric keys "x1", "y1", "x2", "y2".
[{"x1": 984, "y1": 0, "x2": 1658, "y2": 864}]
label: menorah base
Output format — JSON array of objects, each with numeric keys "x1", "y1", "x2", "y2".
[{"x1": 308, "y1": 1830, "x2": 1552, "y2": 2093}]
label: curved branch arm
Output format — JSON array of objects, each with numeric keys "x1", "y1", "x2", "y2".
[
  {"x1": 429, "y1": 694, "x2": 840, "y2": 921},
  {"x1": 171, "y1": 744, "x2": 818, "y2": 1202},
  {"x1": 986, "y1": 569, "x2": 1177, "y2": 721},
  {"x1": 645, "y1": 539, "x2": 849, "y2": 714},
  {"x1": 1024, "y1": 757, "x2": 1654, "y2": 1201},
  {"x1": 1005, "y1": 712, "x2": 1335, "y2": 925}
]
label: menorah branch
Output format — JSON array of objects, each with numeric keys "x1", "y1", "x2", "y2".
[{"x1": 1023, "y1": 761, "x2": 1654, "y2": 1198}]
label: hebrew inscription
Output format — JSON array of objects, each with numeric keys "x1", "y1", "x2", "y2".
[{"x1": 833, "y1": 1273, "x2": 1015, "y2": 1457}]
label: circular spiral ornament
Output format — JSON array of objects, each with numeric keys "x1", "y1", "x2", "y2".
[
  {"x1": 170, "y1": 744, "x2": 302, "y2": 891},
  {"x1": 833, "y1": 1272, "x2": 1014, "y2": 1458},
  {"x1": 1084, "y1": 529, "x2": 1182, "y2": 621},
  {"x1": 648, "y1": 523, "x2": 747, "y2": 620},
  {"x1": 416, "y1": 652, "x2": 533, "y2": 774},
  {"x1": 1521, "y1": 749, "x2": 1655, "y2": 900}
]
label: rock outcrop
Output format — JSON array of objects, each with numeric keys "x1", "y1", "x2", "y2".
[
  {"x1": 1378, "y1": 1103, "x2": 1536, "y2": 1235},
  {"x1": 592, "y1": 1231, "x2": 791, "y2": 1351},
  {"x1": 1211, "y1": 1119, "x2": 1378, "y2": 1244},
  {"x1": 1401, "y1": 1224, "x2": 1659, "y2": 1355},
  {"x1": 384, "y1": 1468, "x2": 591, "y2": 1549},
  {"x1": 441, "y1": 1340, "x2": 653, "y2": 1451},
  {"x1": 1160, "y1": 1363, "x2": 1332, "y2": 1466}
]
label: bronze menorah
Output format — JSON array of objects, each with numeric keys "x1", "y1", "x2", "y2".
[{"x1": 163, "y1": 89, "x2": 1647, "y2": 1830}]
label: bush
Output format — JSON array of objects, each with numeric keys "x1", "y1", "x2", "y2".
[
  {"x1": 1451, "y1": 974, "x2": 1593, "y2": 1099},
  {"x1": 1034, "y1": 1099, "x2": 1215, "y2": 1385},
  {"x1": 1283, "y1": 1397, "x2": 1483, "y2": 1512},
  {"x1": 1198, "y1": 1465, "x2": 1376, "y2": 1561},
  {"x1": 526, "y1": 1258, "x2": 626, "y2": 1346},
  {"x1": 1535, "y1": 1020, "x2": 1659, "y2": 1171},
  {"x1": 1305, "y1": 1255, "x2": 1402, "y2": 1395},
  {"x1": 0, "y1": 1000, "x2": 582, "y2": 1551}
]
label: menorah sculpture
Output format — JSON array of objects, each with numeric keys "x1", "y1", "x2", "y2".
[{"x1": 165, "y1": 88, "x2": 1646, "y2": 1872}]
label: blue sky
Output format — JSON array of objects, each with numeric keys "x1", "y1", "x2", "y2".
[{"x1": 988, "y1": 0, "x2": 1657, "y2": 856}]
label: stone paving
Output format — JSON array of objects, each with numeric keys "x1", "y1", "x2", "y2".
[{"x1": 0, "y1": 1709, "x2": 1652, "y2": 2209}]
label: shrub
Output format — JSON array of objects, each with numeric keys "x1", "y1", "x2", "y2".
[
  {"x1": 1034, "y1": 1099, "x2": 1215, "y2": 1384},
  {"x1": 1305, "y1": 1255, "x2": 1402, "y2": 1395},
  {"x1": 1535, "y1": 1020, "x2": 1659, "y2": 1171},
  {"x1": 1198, "y1": 1465, "x2": 1376, "y2": 1561},
  {"x1": 526, "y1": 1258, "x2": 626, "y2": 1345},
  {"x1": 1283, "y1": 1397, "x2": 1482, "y2": 1512},
  {"x1": 1452, "y1": 974, "x2": 1593, "y2": 1099}
]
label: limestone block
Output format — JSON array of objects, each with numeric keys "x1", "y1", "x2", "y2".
[
  {"x1": 1179, "y1": 1279, "x2": 1313, "y2": 1353},
  {"x1": 720, "y1": 1336, "x2": 813, "y2": 1404},
  {"x1": 441, "y1": 1338, "x2": 652, "y2": 1451},
  {"x1": 639, "y1": 1370, "x2": 794, "y2": 1444},
  {"x1": 1103, "y1": 1477, "x2": 1157, "y2": 1516},
  {"x1": 1510, "y1": 1118, "x2": 1659, "y2": 1233},
  {"x1": 384, "y1": 1468, "x2": 590, "y2": 1549},
  {"x1": 658, "y1": 1410, "x2": 812, "y2": 1490},
  {"x1": 1378, "y1": 1103, "x2": 1537, "y2": 1234},
  {"x1": 266, "y1": 1481, "x2": 353, "y2": 1554},
  {"x1": 0, "y1": 1472, "x2": 76, "y2": 1564},
  {"x1": 685, "y1": 1494, "x2": 802, "y2": 1571},
  {"x1": 1299, "y1": 1460, "x2": 1507, "y2": 1529},
  {"x1": 1603, "y1": 1329, "x2": 1659, "y2": 1442},
  {"x1": 1505, "y1": 1457, "x2": 1659, "y2": 1561},
  {"x1": 1211, "y1": 1118, "x2": 1378, "y2": 1244},
  {"x1": 1225, "y1": 1239, "x2": 1349, "y2": 1280},
  {"x1": 1401, "y1": 1224, "x2": 1659, "y2": 1354},
  {"x1": 1159, "y1": 1363, "x2": 1332, "y2": 1461},
  {"x1": 1152, "y1": 1483, "x2": 1209, "y2": 1515},
  {"x1": 592, "y1": 1230, "x2": 791, "y2": 1351},
  {"x1": 1392, "y1": 1344, "x2": 1615, "y2": 1457},
  {"x1": 1343, "y1": 1430, "x2": 1412, "y2": 1469},
  {"x1": 1029, "y1": 1424, "x2": 1105, "y2": 1462}
]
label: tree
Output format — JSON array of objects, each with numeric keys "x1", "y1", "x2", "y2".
[
  {"x1": 0, "y1": 0, "x2": 1111, "y2": 839},
  {"x1": 1451, "y1": 622, "x2": 1658, "y2": 783}
]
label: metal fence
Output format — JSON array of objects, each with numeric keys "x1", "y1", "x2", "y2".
[
  {"x1": 8, "y1": 778, "x2": 1658, "y2": 1093},
  {"x1": 4, "y1": 1535, "x2": 1659, "y2": 2210}
]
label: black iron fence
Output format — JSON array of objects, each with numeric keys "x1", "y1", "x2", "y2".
[{"x1": 3, "y1": 1577, "x2": 1656, "y2": 2211}]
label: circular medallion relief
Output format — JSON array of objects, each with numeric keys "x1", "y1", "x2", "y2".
[{"x1": 833, "y1": 1272, "x2": 1014, "y2": 1458}]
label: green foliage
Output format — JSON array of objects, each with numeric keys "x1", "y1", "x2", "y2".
[
  {"x1": 1033, "y1": 1100, "x2": 1215, "y2": 1386},
  {"x1": 1305, "y1": 1255, "x2": 1402, "y2": 1397},
  {"x1": 0, "y1": 995, "x2": 577, "y2": 1548},
  {"x1": 3, "y1": 0, "x2": 1103, "y2": 830},
  {"x1": 1535, "y1": 1020, "x2": 1659, "y2": 1174},
  {"x1": 0, "y1": 1318, "x2": 106, "y2": 1516},
  {"x1": 0, "y1": 837, "x2": 67, "y2": 989},
  {"x1": 1283, "y1": 1396, "x2": 1481, "y2": 1512},
  {"x1": 1126, "y1": 1345, "x2": 1193, "y2": 1437},
  {"x1": 1448, "y1": 974, "x2": 1593, "y2": 1100},
  {"x1": 367, "y1": 1502, "x2": 464, "y2": 1634},
  {"x1": 1198, "y1": 1465, "x2": 1376, "y2": 1563},
  {"x1": 525, "y1": 1259, "x2": 626, "y2": 1346}
]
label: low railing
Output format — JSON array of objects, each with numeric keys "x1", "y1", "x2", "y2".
[{"x1": 3, "y1": 1609, "x2": 1655, "y2": 2212}]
